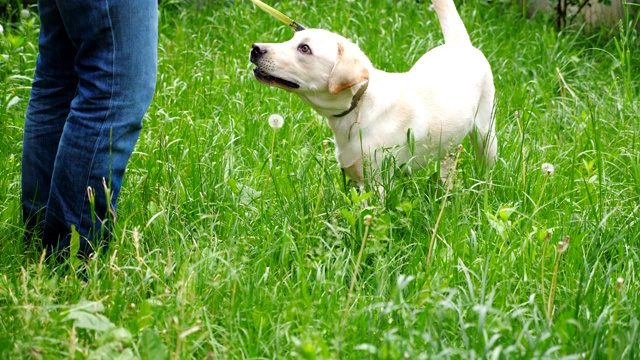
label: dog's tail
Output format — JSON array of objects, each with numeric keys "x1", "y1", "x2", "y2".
[{"x1": 432, "y1": 0, "x2": 471, "y2": 45}]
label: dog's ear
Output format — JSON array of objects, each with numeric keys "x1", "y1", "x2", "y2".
[{"x1": 328, "y1": 43, "x2": 369, "y2": 96}]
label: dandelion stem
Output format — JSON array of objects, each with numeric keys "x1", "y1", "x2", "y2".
[
  {"x1": 547, "y1": 236, "x2": 569, "y2": 319},
  {"x1": 269, "y1": 130, "x2": 276, "y2": 170},
  {"x1": 535, "y1": 163, "x2": 554, "y2": 214},
  {"x1": 535, "y1": 173, "x2": 549, "y2": 212},
  {"x1": 540, "y1": 231, "x2": 550, "y2": 312}
]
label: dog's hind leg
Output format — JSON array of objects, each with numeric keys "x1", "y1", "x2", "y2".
[{"x1": 471, "y1": 84, "x2": 497, "y2": 168}]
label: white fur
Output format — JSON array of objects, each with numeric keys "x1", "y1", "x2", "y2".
[{"x1": 250, "y1": 0, "x2": 497, "y2": 186}]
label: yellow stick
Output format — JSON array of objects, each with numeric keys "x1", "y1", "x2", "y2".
[{"x1": 249, "y1": 0, "x2": 306, "y2": 31}]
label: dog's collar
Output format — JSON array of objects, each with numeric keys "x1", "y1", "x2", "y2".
[{"x1": 332, "y1": 81, "x2": 369, "y2": 118}]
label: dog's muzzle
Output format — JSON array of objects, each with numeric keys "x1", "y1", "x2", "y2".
[{"x1": 250, "y1": 43, "x2": 300, "y2": 90}]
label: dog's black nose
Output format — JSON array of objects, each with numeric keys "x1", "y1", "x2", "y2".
[
  {"x1": 250, "y1": 43, "x2": 268, "y2": 63},
  {"x1": 252, "y1": 43, "x2": 268, "y2": 55}
]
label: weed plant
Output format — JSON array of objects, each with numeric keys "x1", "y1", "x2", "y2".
[{"x1": 0, "y1": 1, "x2": 639, "y2": 358}]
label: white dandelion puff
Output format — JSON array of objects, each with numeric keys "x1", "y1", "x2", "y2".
[
  {"x1": 268, "y1": 113, "x2": 284, "y2": 130},
  {"x1": 557, "y1": 236, "x2": 570, "y2": 254},
  {"x1": 541, "y1": 163, "x2": 555, "y2": 176},
  {"x1": 21, "y1": 9, "x2": 30, "y2": 19}
]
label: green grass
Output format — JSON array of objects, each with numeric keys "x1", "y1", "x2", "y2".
[{"x1": 1, "y1": 1, "x2": 639, "y2": 358}]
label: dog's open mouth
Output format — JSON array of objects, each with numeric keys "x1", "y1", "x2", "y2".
[{"x1": 253, "y1": 68, "x2": 300, "y2": 90}]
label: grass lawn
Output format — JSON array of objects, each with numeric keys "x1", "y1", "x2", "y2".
[{"x1": 1, "y1": 0, "x2": 639, "y2": 358}]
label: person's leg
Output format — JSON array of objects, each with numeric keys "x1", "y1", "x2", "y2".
[
  {"x1": 42, "y1": 0, "x2": 157, "y2": 258},
  {"x1": 22, "y1": 0, "x2": 79, "y2": 246}
]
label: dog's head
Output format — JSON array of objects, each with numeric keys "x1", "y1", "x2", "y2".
[{"x1": 250, "y1": 29, "x2": 371, "y2": 98}]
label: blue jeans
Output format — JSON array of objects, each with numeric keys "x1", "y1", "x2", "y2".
[{"x1": 22, "y1": 0, "x2": 157, "y2": 259}]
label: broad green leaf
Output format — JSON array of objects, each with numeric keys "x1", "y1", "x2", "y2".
[
  {"x1": 139, "y1": 329, "x2": 168, "y2": 360},
  {"x1": 62, "y1": 311, "x2": 114, "y2": 332},
  {"x1": 69, "y1": 300, "x2": 105, "y2": 313},
  {"x1": 340, "y1": 209, "x2": 356, "y2": 227},
  {"x1": 70, "y1": 224, "x2": 80, "y2": 258}
]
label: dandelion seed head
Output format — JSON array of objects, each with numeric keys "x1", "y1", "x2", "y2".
[
  {"x1": 542, "y1": 162, "x2": 555, "y2": 176},
  {"x1": 616, "y1": 277, "x2": 624, "y2": 290},
  {"x1": 364, "y1": 214, "x2": 373, "y2": 226},
  {"x1": 557, "y1": 241, "x2": 566, "y2": 254},
  {"x1": 268, "y1": 114, "x2": 284, "y2": 130},
  {"x1": 557, "y1": 236, "x2": 570, "y2": 253},
  {"x1": 21, "y1": 9, "x2": 29, "y2": 19}
]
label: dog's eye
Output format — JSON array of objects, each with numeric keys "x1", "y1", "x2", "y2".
[{"x1": 298, "y1": 44, "x2": 312, "y2": 54}]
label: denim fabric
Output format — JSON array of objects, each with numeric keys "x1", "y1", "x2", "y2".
[{"x1": 22, "y1": 0, "x2": 157, "y2": 258}]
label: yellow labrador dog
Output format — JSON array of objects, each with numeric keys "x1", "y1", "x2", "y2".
[{"x1": 250, "y1": 0, "x2": 497, "y2": 187}]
